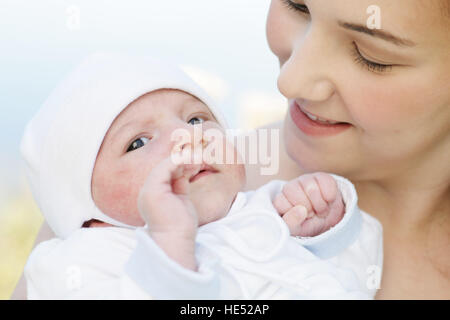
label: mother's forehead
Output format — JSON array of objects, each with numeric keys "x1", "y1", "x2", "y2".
[{"x1": 308, "y1": 0, "x2": 447, "y2": 41}]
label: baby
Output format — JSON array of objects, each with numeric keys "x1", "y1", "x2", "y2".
[{"x1": 21, "y1": 52, "x2": 382, "y2": 299}]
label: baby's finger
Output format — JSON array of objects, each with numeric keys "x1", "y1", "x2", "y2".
[
  {"x1": 144, "y1": 156, "x2": 182, "y2": 190},
  {"x1": 298, "y1": 175, "x2": 328, "y2": 218},
  {"x1": 273, "y1": 193, "x2": 293, "y2": 215},
  {"x1": 172, "y1": 174, "x2": 190, "y2": 195},
  {"x1": 171, "y1": 143, "x2": 196, "y2": 165},
  {"x1": 138, "y1": 157, "x2": 184, "y2": 214},
  {"x1": 282, "y1": 205, "x2": 308, "y2": 236},
  {"x1": 313, "y1": 172, "x2": 339, "y2": 204},
  {"x1": 282, "y1": 180, "x2": 313, "y2": 212}
]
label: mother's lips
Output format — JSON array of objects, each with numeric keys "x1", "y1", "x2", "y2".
[
  {"x1": 290, "y1": 100, "x2": 352, "y2": 137},
  {"x1": 296, "y1": 100, "x2": 347, "y2": 125}
]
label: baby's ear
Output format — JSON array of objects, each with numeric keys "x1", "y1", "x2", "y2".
[{"x1": 82, "y1": 219, "x2": 111, "y2": 228}]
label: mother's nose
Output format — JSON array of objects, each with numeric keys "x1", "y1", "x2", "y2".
[{"x1": 277, "y1": 29, "x2": 335, "y2": 102}]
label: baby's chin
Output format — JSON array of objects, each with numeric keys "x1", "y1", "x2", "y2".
[
  {"x1": 191, "y1": 191, "x2": 234, "y2": 225},
  {"x1": 189, "y1": 175, "x2": 242, "y2": 225}
]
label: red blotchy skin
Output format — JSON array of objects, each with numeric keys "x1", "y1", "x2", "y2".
[{"x1": 91, "y1": 89, "x2": 246, "y2": 228}]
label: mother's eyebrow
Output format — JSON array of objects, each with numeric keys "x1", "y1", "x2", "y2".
[{"x1": 338, "y1": 21, "x2": 416, "y2": 47}]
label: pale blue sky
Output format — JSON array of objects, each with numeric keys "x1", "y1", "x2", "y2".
[{"x1": 0, "y1": 0, "x2": 284, "y2": 194}]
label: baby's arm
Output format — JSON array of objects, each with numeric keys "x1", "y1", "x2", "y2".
[
  {"x1": 137, "y1": 148, "x2": 201, "y2": 271},
  {"x1": 273, "y1": 172, "x2": 345, "y2": 237},
  {"x1": 274, "y1": 173, "x2": 383, "y2": 296},
  {"x1": 25, "y1": 149, "x2": 221, "y2": 299},
  {"x1": 126, "y1": 148, "x2": 224, "y2": 299}
]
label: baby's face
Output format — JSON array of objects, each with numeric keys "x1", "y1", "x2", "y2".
[{"x1": 91, "y1": 89, "x2": 246, "y2": 227}]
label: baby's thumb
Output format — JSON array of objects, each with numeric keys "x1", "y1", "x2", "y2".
[
  {"x1": 172, "y1": 173, "x2": 190, "y2": 195},
  {"x1": 282, "y1": 205, "x2": 308, "y2": 236}
]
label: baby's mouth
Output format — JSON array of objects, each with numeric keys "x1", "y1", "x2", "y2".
[{"x1": 189, "y1": 163, "x2": 219, "y2": 183}]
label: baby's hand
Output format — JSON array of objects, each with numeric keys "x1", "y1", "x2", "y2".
[
  {"x1": 138, "y1": 148, "x2": 201, "y2": 241},
  {"x1": 273, "y1": 172, "x2": 345, "y2": 237}
]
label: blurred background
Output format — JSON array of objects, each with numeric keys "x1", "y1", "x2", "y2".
[{"x1": 0, "y1": 0, "x2": 288, "y2": 299}]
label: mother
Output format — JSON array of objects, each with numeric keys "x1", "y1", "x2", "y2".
[
  {"x1": 14, "y1": 0, "x2": 449, "y2": 299},
  {"x1": 247, "y1": 0, "x2": 449, "y2": 299}
]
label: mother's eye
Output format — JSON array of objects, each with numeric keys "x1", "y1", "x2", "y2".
[
  {"x1": 126, "y1": 137, "x2": 150, "y2": 152},
  {"x1": 281, "y1": 0, "x2": 310, "y2": 14},
  {"x1": 187, "y1": 117, "x2": 205, "y2": 125}
]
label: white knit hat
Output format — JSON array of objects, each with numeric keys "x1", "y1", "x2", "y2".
[{"x1": 20, "y1": 52, "x2": 227, "y2": 239}]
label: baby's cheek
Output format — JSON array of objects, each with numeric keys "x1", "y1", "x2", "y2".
[
  {"x1": 94, "y1": 175, "x2": 144, "y2": 226},
  {"x1": 236, "y1": 164, "x2": 247, "y2": 188},
  {"x1": 220, "y1": 160, "x2": 246, "y2": 190}
]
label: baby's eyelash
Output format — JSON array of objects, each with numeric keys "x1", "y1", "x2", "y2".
[
  {"x1": 352, "y1": 42, "x2": 393, "y2": 74},
  {"x1": 187, "y1": 112, "x2": 213, "y2": 124},
  {"x1": 281, "y1": 0, "x2": 310, "y2": 14},
  {"x1": 187, "y1": 116, "x2": 205, "y2": 125}
]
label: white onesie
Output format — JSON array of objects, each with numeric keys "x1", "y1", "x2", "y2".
[{"x1": 25, "y1": 176, "x2": 383, "y2": 299}]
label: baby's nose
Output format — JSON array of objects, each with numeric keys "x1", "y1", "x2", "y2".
[
  {"x1": 175, "y1": 135, "x2": 208, "y2": 153},
  {"x1": 169, "y1": 124, "x2": 208, "y2": 154}
]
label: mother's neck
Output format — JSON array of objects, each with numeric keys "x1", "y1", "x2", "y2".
[
  {"x1": 355, "y1": 178, "x2": 449, "y2": 231},
  {"x1": 354, "y1": 142, "x2": 450, "y2": 232}
]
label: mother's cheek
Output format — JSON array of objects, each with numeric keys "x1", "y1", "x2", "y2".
[
  {"x1": 344, "y1": 78, "x2": 426, "y2": 132},
  {"x1": 266, "y1": 1, "x2": 296, "y2": 63}
]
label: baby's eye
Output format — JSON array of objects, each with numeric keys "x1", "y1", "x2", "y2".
[
  {"x1": 187, "y1": 117, "x2": 205, "y2": 125},
  {"x1": 126, "y1": 137, "x2": 150, "y2": 153}
]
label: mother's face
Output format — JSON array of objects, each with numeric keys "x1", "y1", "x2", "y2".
[{"x1": 267, "y1": 0, "x2": 450, "y2": 181}]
